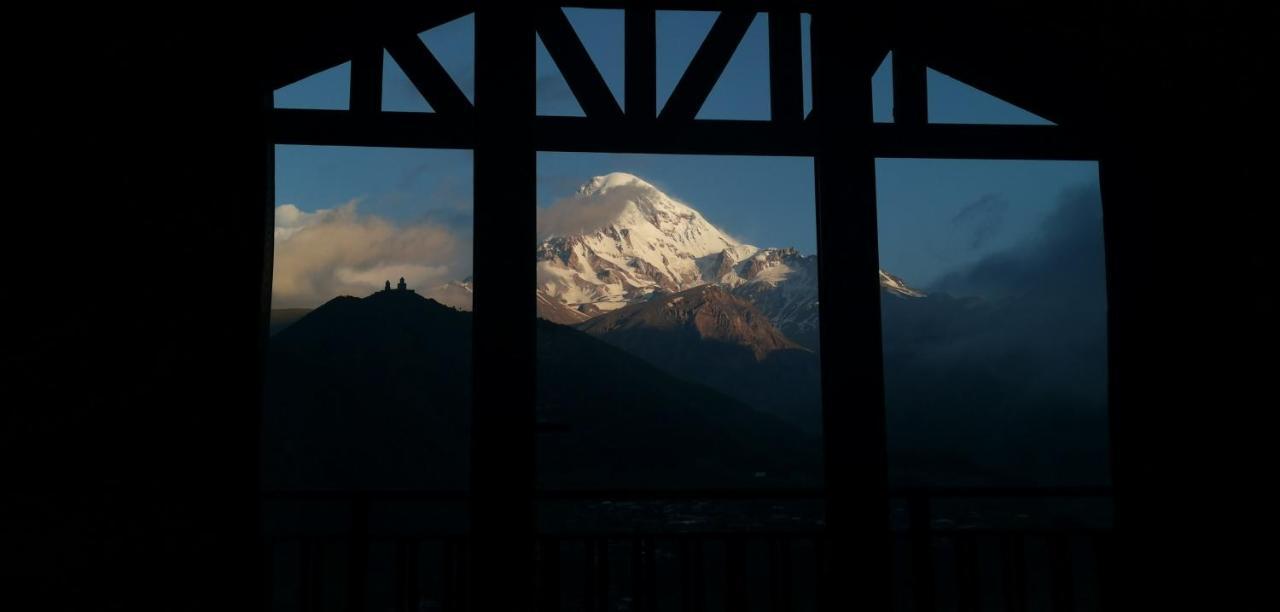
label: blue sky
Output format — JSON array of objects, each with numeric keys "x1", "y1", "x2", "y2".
[{"x1": 274, "y1": 9, "x2": 1094, "y2": 303}]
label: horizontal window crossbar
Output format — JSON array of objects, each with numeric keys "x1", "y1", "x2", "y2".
[{"x1": 271, "y1": 109, "x2": 1097, "y2": 159}]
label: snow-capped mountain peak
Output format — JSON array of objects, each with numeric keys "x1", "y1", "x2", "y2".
[
  {"x1": 576, "y1": 172, "x2": 659, "y2": 196},
  {"x1": 532, "y1": 173, "x2": 924, "y2": 348},
  {"x1": 537, "y1": 173, "x2": 746, "y2": 309},
  {"x1": 880, "y1": 270, "x2": 926, "y2": 298},
  {"x1": 422, "y1": 278, "x2": 473, "y2": 310}
]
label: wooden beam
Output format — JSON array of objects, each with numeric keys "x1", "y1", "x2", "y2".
[
  {"x1": 625, "y1": 5, "x2": 657, "y2": 118},
  {"x1": 556, "y1": 0, "x2": 816, "y2": 9},
  {"x1": 868, "y1": 123, "x2": 1098, "y2": 159},
  {"x1": 270, "y1": 109, "x2": 474, "y2": 148},
  {"x1": 270, "y1": 2, "x2": 473, "y2": 91},
  {"x1": 534, "y1": 116, "x2": 813, "y2": 155},
  {"x1": 659, "y1": 11, "x2": 755, "y2": 120},
  {"x1": 892, "y1": 46, "x2": 928, "y2": 124},
  {"x1": 768, "y1": 10, "x2": 804, "y2": 122},
  {"x1": 271, "y1": 108, "x2": 1096, "y2": 160},
  {"x1": 810, "y1": 4, "x2": 893, "y2": 610},
  {"x1": 471, "y1": 1, "x2": 536, "y2": 610},
  {"x1": 270, "y1": 3, "x2": 820, "y2": 95},
  {"x1": 385, "y1": 34, "x2": 474, "y2": 115},
  {"x1": 536, "y1": 7, "x2": 624, "y2": 118},
  {"x1": 911, "y1": 0, "x2": 1104, "y2": 126},
  {"x1": 349, "y1": 44, "x2": 383, "y2": 113},
  {"x1": 908, "y1": 494, "x2": 937, "y2": 612},
  {"x1": 258, "y1": 485, "x2": 1111, "y2": 502}
]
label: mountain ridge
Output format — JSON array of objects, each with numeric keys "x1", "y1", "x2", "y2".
[
  {"x1": 535, "y1": 172, "x2": 923, "y2": 348},
  {"x1": 263, "y1": 287, "x2": 822, "y2": 490},
  {"x1": 575, "y1": 284, "x2": 823, "y2": 433}
]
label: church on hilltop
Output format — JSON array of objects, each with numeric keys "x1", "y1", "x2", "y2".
[{"x1": 382, "y1": 277, "x2": 415, "y2": 293}]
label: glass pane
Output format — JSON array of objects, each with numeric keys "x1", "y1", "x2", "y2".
[
  {"x1": 927, "y1": 68, "x2": 1054, "y2": 125},
  {"x1": 274, "y1": 61, "x2": 349, "y2": 110},
  {"x1": 420, "y1": 14, "x2": 474, "y2": 103},
  {"x1": 697, "y1": 13, "x2": 770, "y2": 120},
  {"x1": 876, "y1": 158, "x2": 1109, "y2": 490},
  {"x1": 655, "y1": 10, "x2": 718, "y2": 112},
  {"x1": 564, "y1": 8, "x2": 626, "y2": 108},
  {"x1": 535, "y1": 152, "x2": 823, "y2": 501},
  {"x1": 871, "y1": 51, "x2": 893, "y2": 123},
  {"x1": 264, "y1": 145, "x2": 474, "y2": 611},
  {"x1": 381, "y1": 50, "x2": 433, "y2": 113},
  {"x1": 265, "y1": 145, "x2": 473, "y2": 491},
  {"x1": 537, "y1": 33, "x2": 587, "y2": 117},
  {"x1": 878, "y1": 158, "x2": 1110, "y2": 610},
  {"x1": 801, "y1": 12, "x2": 812, "y2": 117}
]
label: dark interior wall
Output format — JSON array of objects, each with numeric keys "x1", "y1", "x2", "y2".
[
  {"x1": 8, "y1": 8, "x2": 271, "y2": 611},
  {"x1": 1098, "y1": 2, "x2": 1271, "y2": 608},
  {"x1": 7, "y1": 2, "x2": 1271, "y2": 609}
]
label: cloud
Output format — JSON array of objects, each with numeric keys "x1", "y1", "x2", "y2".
[
  {"x1": 930, "y1": 183, "x2": 1106, "y2": 302},
  {"x1": 536, "y1": 183, "x2": 654, "y2": 240},
  {"x1": 883, "y1": 183, "x2": 1111, "y2": 485},
  {"x1": 272, "y1": 200, "x2": 468, "y2": 308},
  {"x1": 950, "y1": 193, "x2": 1009, "y2": 251},
  {"x1": 398, "y1": 155, "x2": 473, "y2": 194}
]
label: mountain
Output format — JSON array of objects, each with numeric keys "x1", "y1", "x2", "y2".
[
  {"x1": 576, "y1": 284, "x2": 822, "y2": 433},
  {"x1": 421, "y1": 277, "x2": 473, "y2": 310},
  {"x1": 537, "y1": 173, "x2": 742, "y2": 310},
  {"x1": 535, "y1": 288, "x2": 593, "y2": 325},
  {"x1": 878, "y1": 288, "x2": 1111, "y2": 487},
  {"x1": 528, "y1": 172, "x2": 925, "y2": 432},
  {"x1": 354, "y1": 173, "x2": 921, "y2": 350},
  {"x1": 577, "y1": 284, "x2": 801, "y2": 359},
  {"x1": 535, "y1": 172, "x2": 923, "y2": 349},
  {"x1": 264, "y1": 172, "x2": 1107, "y2": 489},
  {"x1": 880, "y1": 269, "x2": 926, "y2": 299},
  {"x1": 536, "y1": 319, "x2": 821, "y2": 489},
  {"x1": 263, "y1": 289, "x2": 473, "y2": 490},
  {"x1": 263, "y1": 287, "x2": 820, "y2": 491},
  {"x1": 269, "y1": 308, "x2": 311, "y2": 336}
]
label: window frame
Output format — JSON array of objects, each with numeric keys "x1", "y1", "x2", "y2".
[{"x1": 263, "y1": 4, "x2": 1108, "y2": 609}]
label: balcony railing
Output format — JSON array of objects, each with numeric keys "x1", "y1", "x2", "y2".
[{"x1": 262, "y1": 487, "x2": 1112, "y2": 611}]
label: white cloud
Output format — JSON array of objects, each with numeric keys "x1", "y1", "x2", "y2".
[
  {"x1": 273, "y1": 203, "x2": 324, "y2": 241},
  {"x1": 272, "y1": 200, "x2": 468, "y2": 308},
  {"x1": 334, "y1": 263, "x2": 452, "y2": 288},
  {"x1": 534, "y1": 181, "x2": 745, "y2": 246},
  {"x1": 536, "y1": 183, "x2": 651, "y2": 240},
  {"x1": 421, "y1": 281, "x2": 473, "y2": 311}
]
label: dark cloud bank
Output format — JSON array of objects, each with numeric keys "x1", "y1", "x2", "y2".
[{"x1": 882, "y1": 183, "x2": 1110, "y2": 487}]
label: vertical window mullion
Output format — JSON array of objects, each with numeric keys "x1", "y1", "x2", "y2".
[
  {"x1": 471, "y1": 3, "x2": 537, "y2": 609},
  {"x1": 810, "y1": 5, "x2": 893, "y2": 611}
]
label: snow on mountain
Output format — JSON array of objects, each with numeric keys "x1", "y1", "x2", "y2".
[
  {"x1": 536, "y1": 288, "x2": 593, "y2": 325},
  {"x1": 578, "y1": 284, "x2": 802, "y2": 361},
  {"x1": 725, "y1": 247, "x2": 821, "y2": 349},
  {"x1": 421, "y1": 170, "x2": 925, "y2": 350},
  {"x1": 534, "y1": 173, "x2": 925, "y2": 347},
  {"x1": 536, "y1": 172, "x2": 742, "y2": 308},
  {"x1": 422, "y1": 277, "x2": 473, "y2": 310},
  {"x1": 880, "y1": 270, "x2": 926, "y2": 298}
]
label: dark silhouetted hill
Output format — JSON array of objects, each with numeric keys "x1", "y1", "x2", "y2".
[
  {"x1": 268, "y1": 308, "x2": 311, "y2": 335},
  {"x1": 263, "y1": 288, "x2": 820, "y2": 491},
  {"x1": 880, "y1": 291, "x2": 1110, "y2": 487},
  {"x1": 575, "y1": 284, "x2": 823, "y2": 435},
  {"x1": 536, "y1": 318, "x2": 820, "y2": 489},
  {"x1": 263, "y1": 290, "x2": 472, "y2": 490}
]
